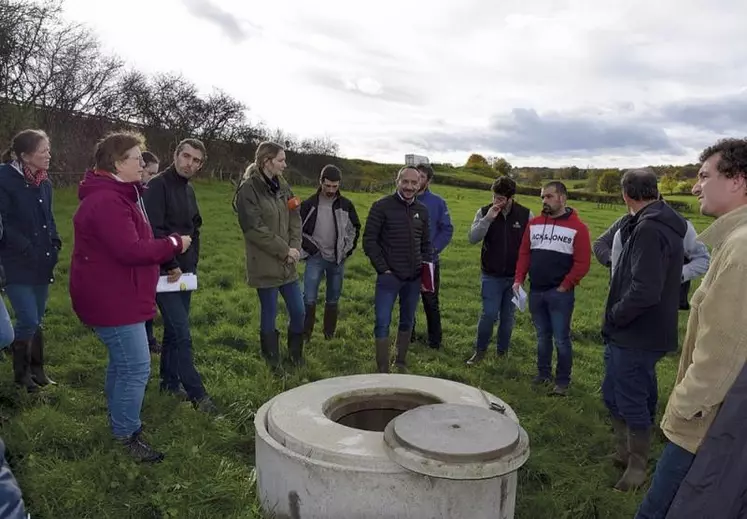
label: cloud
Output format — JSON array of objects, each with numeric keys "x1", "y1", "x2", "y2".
[
  {"x1": 305, "y1": 68, "x2": 424, "y2": 106},
  {"x1": 180, "y1": 0, "x2": 254, "y2": 43},
  {"x1": 417, "y1": 108, "x2": 683, "y2": 157},
  {"x1": 658, "y1": 91, "x2": 747, "y2": 134}
]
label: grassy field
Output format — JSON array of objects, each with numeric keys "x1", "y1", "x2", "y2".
[{"x1": 0, "y1": 181, "x2": 711, "y2": 518}]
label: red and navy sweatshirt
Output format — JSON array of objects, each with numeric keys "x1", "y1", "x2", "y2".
[{"x1": 514, "y1": 208, "x2": 591, "y2": 291}]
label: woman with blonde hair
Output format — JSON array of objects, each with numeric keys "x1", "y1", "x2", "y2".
[
  {"x1": 70, "y1": 131, "x2": 191, "y2": 462},
  {"x1": 234, "y1": 141, "x2": 305, "y2": 368}
]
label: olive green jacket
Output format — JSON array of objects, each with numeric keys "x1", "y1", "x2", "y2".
[{"x1": 235, "y1": 164, "x2": 301, "y2": 288}]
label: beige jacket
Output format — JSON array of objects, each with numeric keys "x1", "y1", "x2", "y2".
[{"x1": 661, "y1": 204, "x2": 747, "y2": 454}]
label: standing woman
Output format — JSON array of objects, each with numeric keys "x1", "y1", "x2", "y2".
[
  {"x1": 69, "y1": 131, "x2": 190, "y2": 462},
  {"x1": 234, "y1": 141, "x2": 305, "y2": 367},
  {"x1": 0, "y1": 129, "x2": 60, "y2": 392}
]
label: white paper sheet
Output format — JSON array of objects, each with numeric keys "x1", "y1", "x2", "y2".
[
  {"x1": 511, "y1": 285, "x2": 528, "y2": 312},
  {"x1": 156, "y1": 273, "x2": 198, "y2": 293}
]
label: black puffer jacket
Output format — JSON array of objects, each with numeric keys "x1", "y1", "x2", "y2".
[{"x1": 362, "y1": 193, "x2": 433, "y2": 281}]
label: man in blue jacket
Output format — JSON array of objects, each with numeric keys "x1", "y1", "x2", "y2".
[{"x1": 411, "y1": 163, "x2": 453, "y2": 349}]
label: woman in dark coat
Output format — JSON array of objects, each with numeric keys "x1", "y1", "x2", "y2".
[{"x1": 0, "y1": 129, "x2": 60, "y2": 392}]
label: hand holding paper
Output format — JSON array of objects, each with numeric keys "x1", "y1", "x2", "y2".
[
  {"x1": 157, "y1": 272, "x2": 198, "y2": 293},
  {"x1": 512, "y1": 285, "x2": 528, "y2": 312}
]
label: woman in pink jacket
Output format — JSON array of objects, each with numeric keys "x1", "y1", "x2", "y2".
[{"x1": 69, "y1": 132, "x2": 191, "y2": 463}]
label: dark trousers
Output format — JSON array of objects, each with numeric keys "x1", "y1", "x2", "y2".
[
  {"x1": 602, "y1": 343, "x2": 665, "y2": 430},
  {"x1": 414, "y1": 262, "x2": 441, "y2": 347},
  {"x1": 156, "y1": 291, "x2": 207, "y2": 402},
  {"x1": 635, "y1": 442, "x2": 695, "y2": 519},
  {"x1": 529, "y1": 288, "x2": 575, "y2": 386}
]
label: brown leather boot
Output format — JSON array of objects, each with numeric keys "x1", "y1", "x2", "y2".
[
  {"x1": 30, "y1": 328, "x2": 56, "y2": 386},
  {"x1": 303, "y1": 304, "x2": 316, "y2": 341},
  {"x1": 11, "y1": 339, "x2": 38, "y2": 393},
  {"x1": 323, "y1": 303, "x2": 338, "y2": 339},
  {"x1": 394, "y1": 331, "x2": 410, "y2": 372},
  {"x1": 375, "y1": 337, "x2": 390, "y2": 373},
  {"x1": 614, "y1": 427, "x2": 651, "y2": 491}
]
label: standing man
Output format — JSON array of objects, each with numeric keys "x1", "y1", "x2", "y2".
[
  {"x1": 593, "y1": 191, "x2": 710, "y2": 308},
  {"x1": 411, "y1": 163, "x2": 453, "y2": 349},
  {"x1": 466, "y1": 176, "x2": 533, "y2": 364},
  {"x1": 363, "y1": 166, "x2": 432, "y2": 373},
  {"x1": 635, "y1": 138, "x2": 747, "y2": 518},
  {"x1": 143, "y1": 138, "x2": 216, "y2": 414},
  {"x1": 600, "y1": 169, "x2": 687, "y2": 492},
  {"x1": 513, "y1": 181, "x2": 591, "y2": 396},
  {"x1": 300, "y1": 165, "x2": 361, "y2": 340},
  {"x1": 141, "y1": 150, "x2": 161, "y2": 354}
]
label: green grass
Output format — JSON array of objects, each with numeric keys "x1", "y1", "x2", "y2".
[{"x1": 0, "y1": 181, "x2": 711, "y2": 518}]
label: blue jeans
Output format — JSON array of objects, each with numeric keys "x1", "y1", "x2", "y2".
[
  {"x1": 0, "y1": 296, "x2": 13, "y2": 349},
  {"x1": 374, "y1": 273, "x2": 420, "y2": 339},
  {"x1": 257, "y1": 281, "x2": 305, "y2": 334},
  {"x1": 156, "y1": 291, "x2": 207, "y2": 402},
  {"x1": 529, "y1": 288, "x2": 575, "y2": 386},
  {"x1": 602, "y1": 343, "x2": 665, "y2": 430},
  {"x1": 94, "y1": 323, "x2": 151, "y2": 438},
  {"x1": 303, "y1": 254, "x2": 345, "y2": 305},
  {"x1": 475, "y1": 274, "x2": 516, "y2": 353},
  {"x1": 4, "y1": 284, "x2": 49, "y2": 340},
  {"x1": 635, "y1": 442, "x2": 695, "y2": 519}
]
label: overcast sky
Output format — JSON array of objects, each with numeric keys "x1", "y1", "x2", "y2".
[{"x1": 62, "y1": 0, "x2": 746, "y2": 168}]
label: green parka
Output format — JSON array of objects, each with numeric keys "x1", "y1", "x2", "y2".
[{"x1": 235, "y1": 164, "x2": 301, "y2": 288}]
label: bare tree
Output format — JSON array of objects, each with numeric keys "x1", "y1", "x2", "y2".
[{"x1": 197, "y1": 89, "x2": 246, "y2": 142}]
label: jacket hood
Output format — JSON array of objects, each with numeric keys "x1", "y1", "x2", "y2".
[
  {"x1": 540, "y1": 207, "x2": 578, "y2": 222},
  {"x1": 78, "y1": 170, "x2": 144, "y2": 202},
  {"x1": 636, "y1": 200, "x2": 688, "y2": 238}
]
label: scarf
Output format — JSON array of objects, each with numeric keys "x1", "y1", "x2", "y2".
[{"x1": 11, "y1": 160, "x2": 48, "y2": 187}]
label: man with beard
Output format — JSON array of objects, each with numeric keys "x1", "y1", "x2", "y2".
[
  {"x1": 363, "y1": 166, "x2": 433, "y2": 373},
  {"x1": 513, "y1": 181, "x2": 591, "y2": 396},
  {"x1": 143, "y1": 139, "x2": 217, "y2": 414},
  {"x1": 300, "y1": 165, "x2": 361, "y2": 340}
]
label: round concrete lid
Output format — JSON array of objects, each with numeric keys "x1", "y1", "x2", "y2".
[{"x1": 383, "y1": 403, "x2": 530, "y2": 480}]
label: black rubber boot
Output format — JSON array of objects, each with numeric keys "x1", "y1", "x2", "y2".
[
  {"x1": 323, "y1": 303, "x2": 338, "y2": 339},
  {"x1": 30, "y1": 328, "x2": 56, "y2": 386},
  {"x1": 288, "y1": 330, "x2": 305, "y2": 366},
  {"x1": 303, "y1": 303, "x2": 316, "y2": 341},
  {"x1": 11, "y1": 339, "x2": 38, "y2": 393},
  {"x1": 608, "y1": 416, "x2": 629, "y2": 468},
  {"x1": 260, "y1": 330, "x2": 280, "y2": 369}
]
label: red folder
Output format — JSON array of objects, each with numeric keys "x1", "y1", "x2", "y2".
[{"x1": 421, "y1": 262, "x2": 435, "y2": 293}]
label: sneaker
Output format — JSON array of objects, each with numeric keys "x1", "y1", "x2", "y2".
[
  {"x1": 194, "y1": 396, "x2": 220, "y2": 415},
  {"x1": 119, "y1": 432, "x2": 164, "y2": 463},
  {"x1": 551, "y1": 384, "x2": 569, "y2": 396},
  {"x1": 532, "y1": 375, "x2": 552, "y2": 386},
  {"x1": 161, "y1": 387, "x2": 190, "y2": 401},
  {"x1": 466, "y1": 351, "x2": 486, "y2": 365}
]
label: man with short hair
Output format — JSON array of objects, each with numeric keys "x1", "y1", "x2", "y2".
[
  {"x1": 141, "y1": 151, "x2": 161, "y2": 354},
  {"x1": 466, "y1": 176, "x2": 533, "y2": 365},
  {"x1": 411, "y1": 163, "x2": 453, "y2": 349},
  {"x1": 513, "y1": 181, "x2": 591, "y2": 396},
  {"x1": 363, "y1": 166, "x2": 432, "y2": 373},
  {"x1": 300, "y1": 164, "x2": 361, "y2": 340},
  {"x1": 600, "y1": 169, "x2": 687, "y2": 492},
  {"x1": 635, "y1": 138, "x2": 747, "y2": 518},
  {"x1": 143, "y1": 138, "x2": 216, "y2": 414}
]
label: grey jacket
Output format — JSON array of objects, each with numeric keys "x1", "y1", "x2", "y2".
[{"x1": 593, "y1": 214, "x2": 710, "y2": 282}]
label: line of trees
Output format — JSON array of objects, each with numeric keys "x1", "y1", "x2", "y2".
[{"x1": 0, "y1": 0, "x2": 339, "y2": 171}]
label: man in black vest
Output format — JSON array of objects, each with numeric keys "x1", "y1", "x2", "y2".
[{"x1": 466, "y1": 176, "x2": 532, "y2": 364}]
